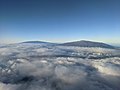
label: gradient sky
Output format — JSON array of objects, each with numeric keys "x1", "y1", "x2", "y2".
[{"x1": 0, "y1": 0, "x2": 120, "y2": 44}]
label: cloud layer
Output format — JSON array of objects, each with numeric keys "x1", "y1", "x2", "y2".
[{"x1": 0, "y1": 43, "x2": 120, "y2": 90}]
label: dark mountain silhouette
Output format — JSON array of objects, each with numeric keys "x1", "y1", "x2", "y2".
[
  {"x1": 60, "y1": 40, "x2": 115, "y2": 49},
  {"x1": 21, "y1": 40, "x2": 115, "y2": 49},
  {"x1": 21, "y1": 41, "x2": 56, "y2": 45}
]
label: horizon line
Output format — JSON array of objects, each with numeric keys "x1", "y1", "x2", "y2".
[{"x1": 1, "y1": 39, "x2": 120, "y2": 46}]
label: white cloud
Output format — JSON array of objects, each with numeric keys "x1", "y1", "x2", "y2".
[{"x1": 0, "y1": 43, "x2": 120, "y2": 90}]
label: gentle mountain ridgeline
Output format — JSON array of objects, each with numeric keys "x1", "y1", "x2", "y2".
[
  {"x1": 22, "y1": 41, "x2": 57, "y2": 45},
  {"x1": 61, "y1": 40, "x2": 115, "y2": 49},
  {"x1": 0, "y1": 40, "x2": 120, "y2": 90},
  {"x1": 22, "y1": 41, "x2": 51, "y2": 44},
  {"x1": 22, "y1": 40, "x2": 115, "y2": 49}
]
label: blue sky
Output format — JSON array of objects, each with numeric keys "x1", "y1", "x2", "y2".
[{"x1": 0, "y1": 0, "x2": 120, "y2": 44}]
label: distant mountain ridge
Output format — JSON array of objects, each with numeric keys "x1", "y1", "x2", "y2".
[
  {"x1": 61, "y1": 40, "x2": 115, "y2": 49},
  {"x1": 22, "y1": 41, "x2": 49, "y2": 44},
  {"x1": 22, "y1": 41, "x2": 56, "y2": 45},
  {"x1": 21, "y1": 40, "x2": 115, "y2": 49}
]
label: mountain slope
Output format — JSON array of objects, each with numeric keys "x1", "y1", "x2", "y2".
[
  {"x1": 21, "y1": 41, "x2": 57, "y2": 45},
  {"x1": 61, "y1": 40, "x2": 115, "y2": 49}
]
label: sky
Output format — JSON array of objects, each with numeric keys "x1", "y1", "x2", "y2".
[{"x1": 0, "y1": 0, "x2": 120, "y2": 44}]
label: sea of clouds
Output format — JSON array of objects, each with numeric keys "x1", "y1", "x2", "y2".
[{"x1": 0, "y1": 43, "x2": 120, "y2": 90}]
